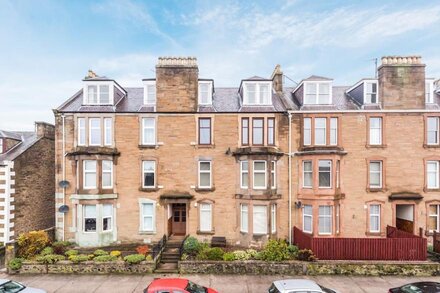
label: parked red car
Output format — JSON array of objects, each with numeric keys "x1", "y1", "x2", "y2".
[{"x1": 144, "y1": 278, "x2": 218, "y2": 293}]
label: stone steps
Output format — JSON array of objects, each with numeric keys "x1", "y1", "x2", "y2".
[{"x1": 154, "y1": 235, "x2": 185, "y2": 273}]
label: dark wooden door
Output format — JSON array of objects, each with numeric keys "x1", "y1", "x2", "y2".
[{"x1": 172, "y1": 204, "x2": 186, "y2": 235}]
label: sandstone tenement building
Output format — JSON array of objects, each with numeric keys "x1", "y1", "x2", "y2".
[
  {"x1": 0, "y1": 122, "x2": 55, "y2": 243},
  {"x1": 54, "y1": 56, "x2": 440, "y2": 247}
]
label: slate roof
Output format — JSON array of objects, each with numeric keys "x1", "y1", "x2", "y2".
[
  {"x1": 0, "y1": 131, "x2": 39, "y2": 163},
  {"x1": 0, "y1": 130, "x2": 22, "y2": 140}
]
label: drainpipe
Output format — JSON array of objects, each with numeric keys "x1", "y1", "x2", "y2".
[
  {"x1": 62, "y1": 114, "x2": 66, "y2": 241},
  {"x1": 288, "y1": 113, "x2": 292, "y2": 244}
]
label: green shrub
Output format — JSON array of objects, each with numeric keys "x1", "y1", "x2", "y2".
[
  {"x1": 145, "y1": 255, "x2": 153, "y2": 261},
  {"x1": 40, "y1": 247, "x2": 54, "y2": 256},
  {"x1": 36, "y1": 254, "x2": 66, "y2": 264},
  {"x1": 52, "y1": 241, "x2": 72, "y2": 255},
  {"x1": 93, "y1": 249, "x2": 108, "y2": 256},
  {"x1": 87, "y1": 254, "x2": 95, "y2": 260},
  {"x1": 124, "y1": 254, "x2": 145, "y2": 264},
  {"x1": 296, "y1": 249, "x2": 316, "y2": 262},
  {"x1": 197, "y1": 247, "x2": 224, "y2": 261},
  {"x1": 246, "y1": 249, "x2": 258, "y2": 258},
  {"x1": 183, "y1": 236, "x2": 201, "y2": 255},
  {"x1": 17, "y1": 230, "x2": 51, "y2": 258},
  {"x1": 287, "y1": 245, "x2": 299, "y2": 257},
  {"x1": 110, "y1": 250, "x2": 121, "y2": 258},
  {"x1": 223, "y1": 252, "x2": 235, "y2": 261},
  {"x1": 94, "y1": 255, "x2": 117, "y2": 262},
  {"x1": 8, "y1": 258, "x2": 23, "y2": 270},
  {"x1": 69, "y1": 254, "x2": 89, "y2": 263},
  {"x1": 65, "y1": 249, "x2": 79, "y2": 257},
  {"x1": 260, "y1": 239, "x2": 290, "y2": 261},
  {"x1": 233, "y1": 250, "x2": 250, "y2": 260},
  {"x1": 254, "y1": 251, "x2": 263, "y2": 260},
  {"x1": 181, "y1": 253, "x2": 189, "y2": 261},
  {"x1": 428, "y1": 245, "x2": 434, "y2": 252}
]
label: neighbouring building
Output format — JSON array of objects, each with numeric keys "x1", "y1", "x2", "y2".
[
  {"x1": 54, "y1": 55, "x2": 440, "y2": 248},
  {"x1": 0, "y1": 122, "x2": 56, "y2": 243}
]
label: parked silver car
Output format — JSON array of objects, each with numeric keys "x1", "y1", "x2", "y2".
[
  {"x1": 268, "y1": 279, "x2": 338, "y2": 293},
  {"x1": 0, "y1": 279, "x2": 46, "y2": 293}
]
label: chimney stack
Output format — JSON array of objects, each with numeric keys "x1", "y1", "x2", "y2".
[
  {"x1": 87, "y1": 70, "x2": 97, "y2": 79},
  {"x1": 378, "y1": 55, "x2": 425, "y2": 109},
  {"x1": 271, "y1": 64, "x2": 283, "y2": 94},
  {"x1": 35, "y1": 122, "x2": 55, "y2": 140},
  {"x1": 155, "y1": 57, "x2": 199, "y2": 112}
]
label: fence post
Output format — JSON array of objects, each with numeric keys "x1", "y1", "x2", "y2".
[{"x1": 419, "y1": 227, "x2": 423, "y2": 237}]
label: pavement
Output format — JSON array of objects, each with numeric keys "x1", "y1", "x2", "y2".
[{"x1": 2, "y1": 273, "x2": 440, "y2": 293}]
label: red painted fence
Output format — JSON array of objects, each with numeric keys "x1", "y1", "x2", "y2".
[{"x1": 293, "y1": 226, "x2": 427, "y2": 261}]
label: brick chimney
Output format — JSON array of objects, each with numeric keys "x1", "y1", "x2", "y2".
[
  {"x1": 35, "y1": 122, "x2": 55, "y2": 140},
  {"x1": 378, "y1": 56, "x2": 425, "y2": 109},
  {"x1": 155, "y1": 57, "x2": 199, "y2": 112},
  {"x1": 271, "y1": 64, "x2": 283, "y2": 94}
]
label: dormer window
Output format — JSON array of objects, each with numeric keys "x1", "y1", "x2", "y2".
[
  {"x1": 365, "y1": 81, "x2": 378, "y2": 104},
  {"x1": 144, "y1": 81, "x2": 156, "y2": 105},
  {"x1": 426, "y1": 80, "x2": 434, "y2": 104},
  {"x1": 243, "y1": 82, "x2": 272, "y2": 105},
  {"x1": 198, "y1": 81, "x2": 213, "y2": 105},
  {"x1": 304, "y1": 82, "x2": 331, "y2": 104},
  {"x1": 83, "y1": 82, "x2": 113, "y2": 105}
]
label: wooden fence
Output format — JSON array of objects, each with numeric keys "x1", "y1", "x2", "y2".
[{"x1": 293, "y1": 226, "x2": 427, "y2": 261}]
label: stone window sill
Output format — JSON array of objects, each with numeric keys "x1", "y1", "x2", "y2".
[
  {"x1": 196, "y1": 144, "x2": 215, "y2": 149},
  {"x1": 139, "y1": 187, "x2": 160, "y2": 192},
  {"x1": 138, "y1": 144, "x2": 159, "y2": 149},
  {"x1": 367, "y1": 187, "x2": 386, "y2": 193},
  {"x1": 365, "y1": 231, "x2": 384, "y2": 237},
  {"x1": 423, "y1": 144, "x2": 440, "y2": 149},
  {"x1": 139, "y1": 231, "x2": 156, "y2": 235},
  {"x1": 195, "y1": 187, "x2": 215, "y2": 192},
  {"x1": 197, "y1": 230, "x2": 215, "y2": 235},
  {"x1": 366, "y1": 144, "x2": 387, "y2": 149}
]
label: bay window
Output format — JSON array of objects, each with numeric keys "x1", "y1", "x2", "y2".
[
  {"x1": 253, "y1": 205, "x2": 267, "y2": 234},
  {"x1": 240, "y1": 161, "x2": 249, "y2": 188},
  {"x1": 84, "y1": 205, "x2": 97, "y2": 232},
  {"x1": 318, "y1": 160, "x2": 332, "y2": 188},
  {"x1": 102, "y1": 204, "x2": 113, "y2": 232},
  {"x1": 83, "y1": 160, "x2": 97, "y2": 189},
  {"x1": 253, "y1": 161, "x2": 266, "y2": 189},
  {"x1": 318, "y1": 205, "x2": 332, "y2": 235},
  {"x1": 102, "y1": 160, "x2": 113, "y2": 189}
]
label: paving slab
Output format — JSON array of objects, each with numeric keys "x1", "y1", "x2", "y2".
[{"x1": 93, "y1": 275, "x2": 144, "y2": 293}]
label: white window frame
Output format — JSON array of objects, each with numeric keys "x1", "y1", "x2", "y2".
[
  {"x1": 318, "y1": 160, "x2": 332, "y2": 189},
  {"x1": 139, "y1": 198, "x2": 156, "y2": 233},
  {"x1": 142, "y1": 161, "x2": 156, "y2": 188},
  {"x1": 198, "y1": 81, "x2": 213, "y2": 105},
  {"x1": 240, "y1": 204, "x2": 248, "y2": 233},
  {"x1": 426, "y1": 80, "x2": 434, "y2": 104},
  {"x1": 104, "y1": 117, "x2": 112, "y2": 146},
  {"x1": 364, "y1": 81, "x2": 379, "y2": 104},
  {"x1": 243, "y1": 81, "x2": 272, "y2": 105},
  {"x1": 369, "y1": 161, "x2": 383, "y2": 189},
  {"x1": 253, "y1": 160, "x2": 267, "y2": 189},
  {"x1": 83, "y1": 160, "x2": 97, "y2": 189},
  {"x1": 303, "y1": 205, "x2": 313, "y2": 233},
  {"x1": 427, "y1": 161, "x2": 439, "y2": 189},
  {"x1": 303, "y1": 81, "x2": 332, "y2": 105},
  {"x1": 271, "y1": 204, "x2": 276, "y2": 233},
  {"x1": 83, "y1": 81, "x2": 114, "y2": 105},
  {"x1": 369, "y1": 117, "x2": 382, "y2": 145},
  {"x1": 314, "y1": 117, "x2": 327, "y2": 145},
  {"x1": 318, "y1": 205, "x2": 333, "y2": 235},
  {"x1": 83, "y1": 204, "x2": 97, "y2": 233},
  {"x1": 427, "y1": 117, "x2": 439, "y2": 145},
  {"x1": 141, "y1": 117, "x2": 156, "y2": 145},
  {"x1": 102, "y1": 204, "x2": 113, "y2": 232},
  {"x1": 102, "y1": 160, "x2": 113, "y2": 189},
  {"x1": 330, "y1": 117, "x2": 338, "y2": 145},
  {"x1": 77, "y1": 118, "x2": 86, "y2": 146},
  {"x1": 271, "y1": 161, "x2": 276, "y2": 189},
  {"x1": 369, "y1": 204, "x2": 381, "y2": 233},
  {"x1": 89, "y1": 118, "x2": 102, "y2": 146},
  {"x1": 253, "y1": 205, "x2": 268, "y2": 235},
  {"x1": 335, "y1": 204, "x2": 340, "y2": 234},
  {"x1": 143, "y1": 80, "x2": 156, "y2": 105},
  {"x1": 198, "y1": 161, "x2": 212, "y2": 188},
  {"x1": 199, "y1": 203, "x2": 212, "y2": 232},
  {"x1": 303, "y1": 117, "x2": 311, "y2": 146},
  {"x1": 303, "y1": 160, "x2": 313, "y2": 188},
  {"x1": 240, "y1": 161, "x2": 249, "y2": 189},
  {"x1": 428, "y1": 204, "x2": 440, "y2": 233}
]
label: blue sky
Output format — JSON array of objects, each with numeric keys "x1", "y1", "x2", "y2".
[{"x1": 1, "y1": 0, "x2": 440, "y2": 130}]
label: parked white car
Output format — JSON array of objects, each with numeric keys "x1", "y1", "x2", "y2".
[
  {"x1": 268, "y1": 279, "x2": 338, "y2": 293},
  {"x1": 0, "y1": 279, "x2": 46, "y2": 293}
]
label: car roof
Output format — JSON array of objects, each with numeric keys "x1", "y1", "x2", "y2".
[
  {"x1": 274, "y1": 279, "x2": 322, "y2": 291},
  {"x1": 148, "y1": 278, "x2": 189, "y2": 290}
]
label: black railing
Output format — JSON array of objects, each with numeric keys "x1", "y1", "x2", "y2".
[
  {"x1": 152, "y1": 234, "x2": 167, "y2": 260},
  {"x1": 178, "y1": 235, "x2": 189, "y2": 257}
]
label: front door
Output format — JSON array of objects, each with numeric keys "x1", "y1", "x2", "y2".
[
  {"x1": 171, "y1": 203, "x2": 187, "y2": 235},
  {"x1": 396, "y1": 204, "x2": 414, "y2": 233}
]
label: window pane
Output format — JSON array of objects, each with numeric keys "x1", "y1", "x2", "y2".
[
  {"x1": 303, "y1": 161, "x2": 313, "y2": 187},
  {"x1": 318, "y1": 206, "x2": 332, "y2": 234},
  {"x1": 104, "y1": 118, "x2": 112, "y2": 145},
  {"x1": 103, "y1": 204, "x2": 112, "y2": 217},
  {"x1": 200, "y1": 203, "x2": 212, "y2": 232},
  {"x1": 200, "y1": 162, "x2": 211, "y2": 171},
  {"x1": 78, "y1": 118, "x2": 86, "y2": 145},
  {"x1": 369, "y1": 118, "x2": 382, "y2": 145},
  {"x1": 330, "y1": 118, "x2": 337, "y2": 145},
  {"x1": 252, "y1": 119, "x2": 263, "y2": 145},
  {"x1": 303, "y1": 118, "x2": 311, "y2": 145},
  {"x1": 246, "y1": 83, "x2": 256, "y2": 104},
  {"x1": 200, "y1": 173, "x2": 210, "y2": 187},
  {"x1": 254, "y1": 161, "x2": 265, "y2": 171},
  {"x1": 84, "y1": 205, "x2": 96, "y2": 217},
  {"x1": 267, "y1": 118, "x2": 275, "y2": 145},
  {"x1": 428, "y1": 117, "x2": 439, "y2": 144},
  {"x1": 99, "y1": 85, "x2": 110, "y2": 104},
  {"x1": 143, "y1": 217, "x2": 153, "y2": 231},
  {"x1": 318, "y1": 160, "x2": 331, "y2": 188},
  {"x1": 142, "y1": 203, "x2": 153, "y2": 216},
  {"x1": 143, "y1": 161, "x2": 155, "y2": 172},
  {"x1": 142, "y1": 118, "x2": 155, "y2": 145},
  {"x1": 87, "y1": 85, "x2": 98, "y2": 104},
  {"x1": 242, "y1": 119, "x2": 249, "y2": 145},
  {"x1": 146, "y1": 84, "x2": 156, "y2": 104},
  {"x1": 254, "y1": 173, "x2": 265, "y2": 187},
  {"x1": 89, "y1": 118, "x2": 101, "y2": 145},
  {"x1": 253, "y1": 205, "x2": 267, "y2": 234},
  {"x1": 315, "y1": 118, "x2": 326, "y2": 145},
  {"x1": 241, "y1": 204, "x2": 248, "y2": 232},
  {"x1": 259, "y1": 84, "x2": 270, "y2": 104}
]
